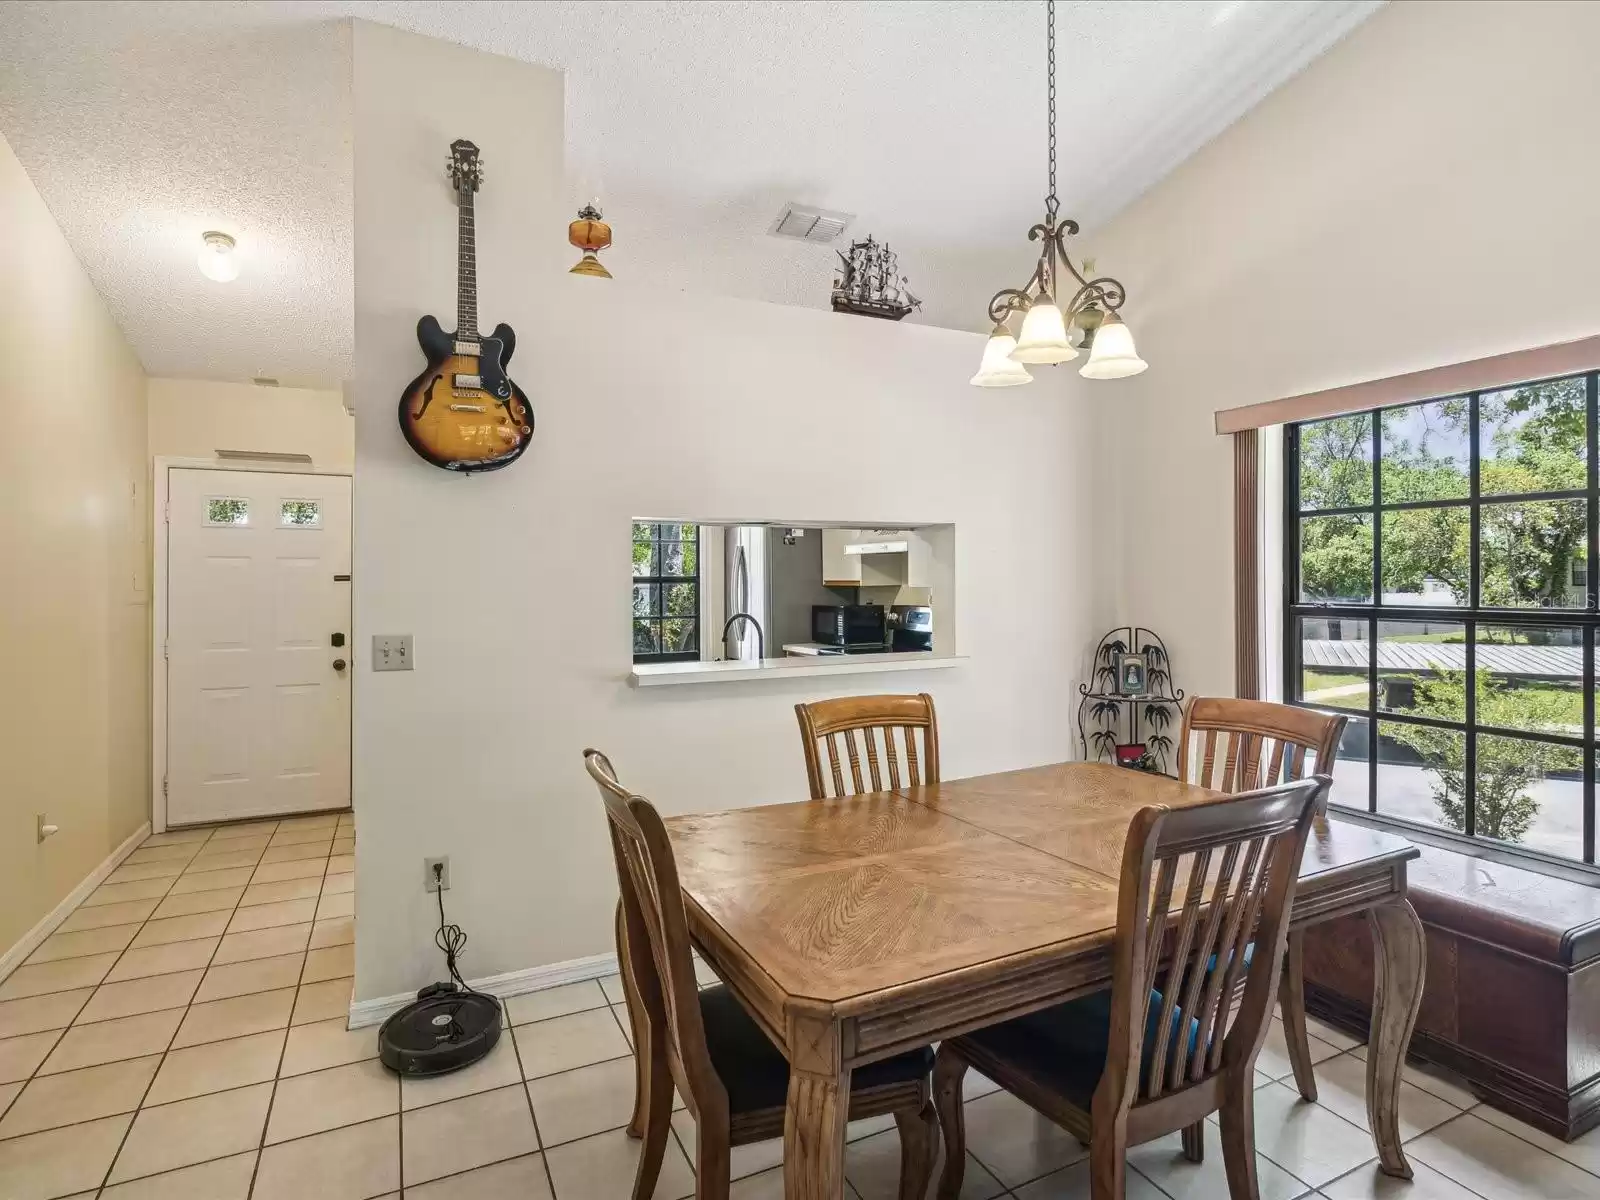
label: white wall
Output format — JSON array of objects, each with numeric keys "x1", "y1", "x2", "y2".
[
  {"x1": 0, "y1": 132, "x2": 149, "y2": 955},
  {"x1": 148, "y1": 377, "x2": 353, "y2": 471},
  {"x1": 1088, "y1": 0, "x2": 1600, "y2": 700},
  {"x1": 351, "y1": 22, "x2": 1105, "y2": 1000}
]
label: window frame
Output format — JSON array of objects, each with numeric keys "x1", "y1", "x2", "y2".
[
  {"x1": 632, "y1": 523, "x2": 701, "y2": 664},
  {"x1": 1282, "y1": 369, "x2": 1600, "y2": 871}
]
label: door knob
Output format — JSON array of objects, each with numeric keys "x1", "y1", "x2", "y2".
[{"x1": 332, "y1": 658, "x2": 348, "y2": 671}]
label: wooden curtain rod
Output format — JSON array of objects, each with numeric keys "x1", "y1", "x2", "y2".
[{"x1": 1213, "y1": 333, "x2": 1600, "y2": 435}]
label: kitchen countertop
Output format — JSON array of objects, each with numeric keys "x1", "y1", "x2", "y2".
[{"x1": 630, "y1": 651, "x2": 962, "y2": 687}]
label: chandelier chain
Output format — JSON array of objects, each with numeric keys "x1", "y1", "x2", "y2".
[{"x1": 1046, "y1": 0, "x2": 1057, "y2": 222}]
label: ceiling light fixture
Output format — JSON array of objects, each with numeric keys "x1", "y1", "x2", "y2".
[
  {"x1": 971, "y1": 0, "x2": 1147, "y2": 388},
  {"x1": 197, "y1": 230, "x2": 239, "y2": 283}
]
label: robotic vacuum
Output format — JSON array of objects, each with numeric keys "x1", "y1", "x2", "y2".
[{"x1": 378, "y1": 988, "x2": 502, "y2": 1076}]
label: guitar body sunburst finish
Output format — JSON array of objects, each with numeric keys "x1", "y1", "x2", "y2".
[{"x1": 398, "y1": 315, "x2": 534, "y2": 473}]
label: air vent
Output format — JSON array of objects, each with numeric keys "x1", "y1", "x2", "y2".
[
  {"x1": 252, "y1": 377, "x2": 280, "y2": 387},
  {"x1": 769, "y1": 203, "x2": 854, "y2": 244}
]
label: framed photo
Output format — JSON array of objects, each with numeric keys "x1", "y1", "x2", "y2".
[{"x1": 1116, "y1": 652, "x2": 1148, "y2": 696}]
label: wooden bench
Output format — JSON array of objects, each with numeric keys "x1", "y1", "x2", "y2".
[{"x1": 1302, "y1": 842, "x2": 1600, "y2": 1140}]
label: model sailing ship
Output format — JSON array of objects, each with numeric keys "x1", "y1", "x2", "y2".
[{"x1": 830, "y1": 236, "x2": 922, "y2": 321}]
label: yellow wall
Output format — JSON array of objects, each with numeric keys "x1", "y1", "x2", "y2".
[
  {"x1": 148, "y1": 377, "x2": 353, "y2": 471},
  {"x1": 0, "y1": 132, "x2": 150, "y2": 955}
]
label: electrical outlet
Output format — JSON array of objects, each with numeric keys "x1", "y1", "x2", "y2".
[
  {"x1": 424, "y1": 856, "x2": 450, "y2": 892},
  {"x1": 373, "y1": 634, "x2": 413, "y2": 672}
]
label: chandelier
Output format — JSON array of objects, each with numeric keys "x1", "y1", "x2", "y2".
[{"x1": 970, "y1": 0, "x2": 1147, "y2": 387}]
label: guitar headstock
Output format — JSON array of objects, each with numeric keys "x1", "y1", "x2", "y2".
[{"x1": 447, "y1": 139, "x2": 483, "y2": 197}]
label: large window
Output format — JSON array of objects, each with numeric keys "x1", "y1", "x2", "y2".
[
  {"x1": 1285, "y1": 372, "x2": 1598, "y2": 867},
  {"x1": 633, "y1": 523, "x2": 700, "y2": 663}
]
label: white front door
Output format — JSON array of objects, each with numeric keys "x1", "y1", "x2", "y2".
[{"x1": 166, "y1": 468, "x2": 352, "y2": 825}]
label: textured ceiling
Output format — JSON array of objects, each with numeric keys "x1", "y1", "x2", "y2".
[{"x1": 0, "y1": 0, "x2": 1380, "y2": 385}]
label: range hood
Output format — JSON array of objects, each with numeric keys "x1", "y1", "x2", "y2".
[{"x1": 842, "y1": 534, "x2": 911, "y2": 556}]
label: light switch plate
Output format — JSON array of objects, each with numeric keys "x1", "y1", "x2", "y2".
[{"x1": 372, "y1": 634, "x2": 413, "y2": 671}]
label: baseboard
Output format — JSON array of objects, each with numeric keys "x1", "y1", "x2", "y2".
[
  {"x1": 0, "y1": 821, "x2": 150, "y2": 985},
  {"x1": 347, "y1": 949, "x2": 619, "y2": 1029}
]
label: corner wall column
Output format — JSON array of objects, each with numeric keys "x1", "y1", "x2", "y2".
[{"x1": 1234, "y1": 428, "x2": 1260, "y2": 700}]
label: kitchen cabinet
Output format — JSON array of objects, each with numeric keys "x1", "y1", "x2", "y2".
[
  {"x1": 821, "y1": 528, "x2": 863, "y2": 586},
  {"x1": 822, "y1": 528, "x2": 933, "y2": 588}
]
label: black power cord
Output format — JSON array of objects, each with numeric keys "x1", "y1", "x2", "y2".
[{"x1": 425, "y1": 861, "x2": 479, "y2": 997}]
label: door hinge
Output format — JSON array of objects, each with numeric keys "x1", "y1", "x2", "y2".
[
  {"x1": 163, "y1": 500, "x2": 170, "y2": 524},
  {"x1": 162, "y1": 640, "x2": 168, "y2": 661},
  {"x1": 162, "y1": 776, "x2": 168, "y2": 797}
]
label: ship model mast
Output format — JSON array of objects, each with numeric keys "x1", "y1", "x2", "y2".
[{"x1": 830, "y1": 236, "x2": 922, "y2": 321}]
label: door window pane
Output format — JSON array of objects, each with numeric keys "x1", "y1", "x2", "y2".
[
  {"x1": 1299, "y1": 514, "x2": 1372, "y2": 602},
  {"x1": 1378, "y1": 619, "x2": 1465, "y2": 720},
  {"x1": 1297, "y1": 617, "x2": 1370, "y2": 710},
  {"x1": 1475, "y1": 734, "x2": 1581, "y2": 860},
  {"x1": 1298, "y1": 414, "x2": 1372, "y2": 510},
  {"x1": 1479, "y1": 376, "x2": 1586, "y2": 497},
  {"x1": 1474, "y1": 625, "x2": 1582, "y2": 736},
  {"x1": 206, "y1": 497, "x2": 249, "y2": 526},
  {"x1": 279, "y1": 499, "x2": 320, "y2": 527},
  {"x1": 1376, "y1": 720, "x2": 1465, "y2": 835},
  {"x1": 1479, "y1": 498, "x2": 1587, "y2": 608},
  {"x1": 1381, "y1": 506, "x2": 1469, "y2": 606},
  {"x1": 1380, "y1": 399, "x2": 1470, "y2": 502}
]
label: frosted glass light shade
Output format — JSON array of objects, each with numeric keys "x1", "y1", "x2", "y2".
[
  {"x1": 969, "y1": 329, "x2": 1034, "y2": 387},
  {"x1": 197, "y1": 231, "x2": 239, "y2": 283},
  {"x1": 1010, "y1": 299, "x2": 1078, "y2": 364},
  {"x1": 1079, "y1": 311, "x2": 1147, "y2": 379}
]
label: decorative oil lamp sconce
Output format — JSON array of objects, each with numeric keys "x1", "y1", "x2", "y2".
[{"x1": 568, "y1": 202, "x2": 613, "y2": 278}]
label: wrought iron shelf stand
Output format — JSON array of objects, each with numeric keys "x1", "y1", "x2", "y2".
[{"x1": 1077, "y1": 627, "x2": 1184, "y2": 774}]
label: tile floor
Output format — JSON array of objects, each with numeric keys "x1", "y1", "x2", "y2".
[{"x1": 3, "y1": 816, "x2": 1598, "y2": 1199}]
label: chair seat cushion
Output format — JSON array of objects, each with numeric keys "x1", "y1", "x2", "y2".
[{"x1": 699, "y1": 985, "x2": 934, "y2": 1113}]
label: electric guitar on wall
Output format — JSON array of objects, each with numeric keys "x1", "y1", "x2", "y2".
[{"x1": 398, "y1": 139, "x2": 534, "y2": 473}]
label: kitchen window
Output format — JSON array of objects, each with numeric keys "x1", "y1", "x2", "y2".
[
  {"x1": 633, "y1": 523, "x2": 700, "y2": 663},
  {"x1": 1284, "y1": 370, "x2": 1599, "y2": 867}
]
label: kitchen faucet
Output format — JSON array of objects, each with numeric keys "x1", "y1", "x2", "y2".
[{"x1": 721, "y1": 612, "x2": 765, "y2": 663}]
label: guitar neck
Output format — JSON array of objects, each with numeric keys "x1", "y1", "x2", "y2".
[{"x1": 457, "y1": 192, "x2": 478, "y2": 341}]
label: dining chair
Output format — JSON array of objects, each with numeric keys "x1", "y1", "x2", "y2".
[
  {"x1": 1176, "y1": 697, "x2": 1347, "y2": 1107},
  {"x1": 794, "y1": 692, "x2": 940, "y2": 798},
  {"x1": 586, "y1": 749, "x2": 940, "y2": 1200},
  {"x1": 932, "y1": 775, "x2": 1327, "y2": 1200}
]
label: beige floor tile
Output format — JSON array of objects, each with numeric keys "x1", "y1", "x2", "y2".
[
  {"x1": 56, "y1": 898, "x2": 159, "y2": 933},
  {"x1": 125, "y1": 842, "x2": 201, "y2": 865},
  {"x1": 1224, "y1": 1080, "x2": 1387, "y2": 1188},
  {"x1": 104, "y1": 860, "x2": 187, "y2": 884},
  {"x1": 596, "y1": 973, "x2": 625, "y2": 1004},
  {"x1": 194, "y1": 953, "x2": 305, "y2": 1003},
  {"x1": 83, "y1": 877, "x2": 174, "y2": 907},
  {"x1": 0, "y1": 1078, "x2": 19, "y2": 1117},
  {"x1": 107, "y1": 1081, "x2": 272, "y2": 1184},
  {"x1": 0, "y1": 989, "x2": 93, "y2": 1038},
  {"x1": 1469, "y1": 1103, "x2": 1600, "y2": 1181},
  {"x1": 168, "y1": 866, "x2": 254, "y2": 895},
  {"x1": 150, "y1": 886, "x2": 245, "y2": 919},
  {"x1": 514, "y1": 1008, "x2": 629, "y2": 1079},
  {"x1": 1255, "y1": 1017, "x2": 1344, "y2": 1084},
  {"x1": 185, "y1": 848, "x2": 264, "y2": 873},
  {"x1": 402, "y1": 1082, "x2": 539, "y2": 1185},
  {"x1": 1126, "y1": 1126, "x2": 1308, "y2": 1200},
  {"x1": 281, "y1": 1015, "x2": 376, "y2": 1076},
  {"x1": 278, "y1": 813, "x2": 340, "y2": 830},
  {"x1": 331, "y1": 836, "x2": 355, "y2": 854},
  {"x1": 507, "y1": 981, "x2": 608, "y2": 1027},
  {"x1": 315, "y1": 891, "x2": 355, "y2": 921},
  {"x1": 0, "y1": 1054, "x2": 161, "y2": 1139},
  {"x1": 76, "y1": 969, "x2": 203, "y2": 1024},
  {"x1": 0, "y1": 1111, "x2": 131, "y2": 1200},
  {"x1": 671, "y1": 1109, "x2": 785, "y2": 1181},
  {"x1": 847, "y1": 1124, "x2": 1009, "y2": 1199},
  {"x1": 544, "y1": 1124, "x2": 695, "y2": 1200},
  {"x1": 270, "y1": 826, "x2": 335, "y2": 846},
  {"x1": 209, "y1": 819, "x2": 279, "y2": 838},
  {"x1": 525, "y1": 1055, "x2": 640, "y2": 1146},
  {"x1": 141, "y1": 828, "x2": 212, "y2": 847},
  {"x1": 105, "y1": 938, "x2": 219, "y2": 983},
  {"x1": 1408, "y1": 1110, "x2": 1600, "y2": 1199},
  {"x1": 292, "y1": 976, "x2": 352, "y2": 1025},
  {"x1": 25, "y1": 923, "x2": 141, "y2": 965},
  {"x1": 227, "y1": 896, "x2": 317, "y2": 933},
  {"x1": 198, "y1": 832, "x2": 271, "y2": 853},
  {"x1": 241, "y1": 877, "x2": 323, "y2": 906},
  {"x1": 0, "y1": 1030, "x2": 61, "y2": 1084},
  {"x1": 171, "y1": 986, "x2": 294, "y2": 1048},
  {"x1": 402, "y1": 1031, "x2": 521, "y2": 1112},
  {"x1": 301, "y1": 942, "x2": 355, "y2": 983},
  {"x1": 1303, "y1": 1013, "x2": 1364, "y2": 1052},
  {"x1": 267, "y1": 1057, "x2": 398, "y2": 1143},
  {"x1": 251, "y1": 858, "x2": 326, "y2": 884},
  {"x1": 1310, "y1": 1050, "x2": 1461, "y2": 1141},
  {"x1": 958, "y1": 1088, "x2": 1088, "y2": 1188},
  {"x1": 0, "y1": 954, "x2": 120, "y2": 1000},
  {"x1": 212, "y1": 922, "x2": 311, "y2": 965},
  {"x1": 309, "y1": 916, "x2": 355, "y2": 948},
  {"x1": 145, "y1": 1028, "x2": 285, "y2": 1104},
  {"x1": 129, "y1": 910, "x2": 231, "y2": 948},
  {"x1": 320, "y1": 871, "x2": 354, "y2": 896},
  {"x1": 1014, "y1": 1158, "x2": 1168, "y2": 1199},
  {"x1": 252, "y1": 1114, "x2": 399, "y2": 1200},
  {"x1": 404, "y1": 1152, "x2": 552, "y2": 1200},
  {"x1": 1320, "y1": 1156, "x2": 1486, "y2": 1200},
  {"x1": 327, "y1": 852, "x2": 355, "y2": 873},
  {"x1": 99, "y1": 1150, "x2": 258, "y2": 1200},
  {"x1": 1347, "y1": 1044, "x2": 1480, "y2": 1111},
  {"x1": 38, "y1": 1008, "x2": 182, "y2": 1074},
  {"x1": 260, "y1": 841, "x2": 331, "y2": 865}
]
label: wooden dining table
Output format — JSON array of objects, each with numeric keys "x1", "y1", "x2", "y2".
[{"x1": 660, "y1": 761, "x2": 1426, "y2": 1199}]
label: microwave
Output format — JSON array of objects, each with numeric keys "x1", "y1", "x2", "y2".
[{"x1": 813, "y1": 604, "x2": 886, "y2": 647}]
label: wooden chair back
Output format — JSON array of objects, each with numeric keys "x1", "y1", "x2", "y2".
[
  {"x1": 585, "y1": 749, "x2": 727, "y2": 1122},
  {"x1": 1177, "y1": 697, "x2": 1346, "y2": 795},
  {"x1": 794, "y1": 693, "x2": 940, "y2": 799},
  {"x1": 1097, "y1": 776, "x2": 1326, "y2": 1127}
]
